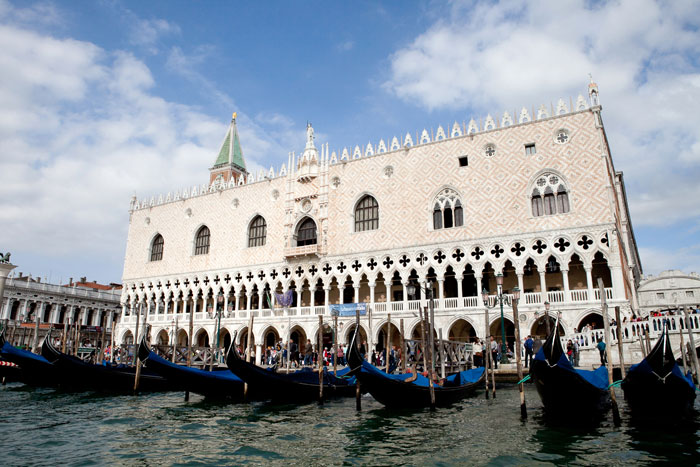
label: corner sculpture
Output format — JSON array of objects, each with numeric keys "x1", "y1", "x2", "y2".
[{"x1": 0, "y1": 252, "x2": 10, "y2": 264}]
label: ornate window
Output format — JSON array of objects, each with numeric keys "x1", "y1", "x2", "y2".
[
  {"x1": 354, "y1": 195, "x2": 379, "y2": 232},
  {"x1": 150, "y1": 234, "x2": 164, "y2": 262},
  {"x1": 531, "y1": 173, "x2": 570, "y2": 217},
  {"x1": 296, "y1": 217, "x2": 317, "y2": 246},
  {"x1": 433, "y1": 188, "x2": 464, "y2": 230},
  {"x1": 248, "y1": 216, "x2": 267, "y2": 247},
  {"x1": 194, "y1": 226, "x2": 210, "y2": 255}
]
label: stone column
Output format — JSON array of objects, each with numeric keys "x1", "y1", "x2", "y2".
[
  {"x1": 402, "y1": 281, "x2": 409, "y2": 310},
  {"x1": 385, "y1": 280, "x2": 392, "y2": 304},
  {"x1": 610, "y1": 265, "x2": 624, "y2": 300},
  {"x1": 457, "y1": 275, "x2": 464, "y2": 299},
  {"x1": 155, "y1": 299, "x2": 160, "y2": 316},
  {"x1": 310, "y1": 286, "x2": 316, "y2": 308},
  {"x1": 2, "y1": 297, "x2": 13, "y2": 320},
  {"x1": 517, "y1": 273, "x2": 525, "y2": 297},
  {"x1": 437, "y1": 278, "x2": 445, "y2": 309},
  {"x1": 539, "y1": 271, "x2": 547, "y2": 303},
  {"x1": 164, "y1": 298, "x2": 169, "y2": 315},
  {"x1": 255, "y1": 343, "x2": 262, "y2": 366},
  {"x1": 295, "y1": 288, "x2": 301, "y2": 313},
  {"x1": 223, "y1": 293, "x2": 229, "y2": 317},
  {"x1": 584, "y1": 266, "x2": 594, "y2": 301},
  {"x1": 246, "y1": 291, "x2": 252, "y2": 311},
  {"x1": 476, "y1": 275, "x2": 484, "y2": 307},
  {"x1": 234, "y1": 292, "x2": 241, "y2": 313},
  {"x1": 258, "y1": 289, "x2": 264, "y2": 311},
  {"x1": 354, "y1": 285, "x2": 360, "y2": 304},
  {"x1": 561, "y1": 268, "x2": 571, "y2": 302},
  {"x1": 323, "y1": 287, "x2": 330, "y2": 314},
  {"x1": 369, "y1": 282, "x2": 376, "y2": 306},
  {"x1": 21, "y1": 299, "x2": 29, "y2": 321}
]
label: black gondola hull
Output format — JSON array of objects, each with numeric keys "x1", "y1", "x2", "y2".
[
  {"x1": 225, "y1": 346, "x2": 356, "y2": 402},
  {"x1": 622, "y1": 371, "x2": 696, "y2": 416},
  {"x1": 138, "y1": 340, "x2": 245, "y2": 399},
  {"x1": 530, "y1": 360, "x2": 611, "y2": 414}
]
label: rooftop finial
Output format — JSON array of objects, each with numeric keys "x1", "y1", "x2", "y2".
[
  {"x1": 305, "y1": 122, "x2": 315, "y2": 150},
  {"x1": 232, "y1": 112, "x2": 237, "y2": 121}
]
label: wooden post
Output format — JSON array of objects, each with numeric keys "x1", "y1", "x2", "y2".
[
  {"x1": 637, "y1": 328, "x2": 646, "y2": 357},
  {"x1": 333, "y1": 315, "x2": 338, "y2": 376},
  {"x1": 134, "y1": 311, "x2": 148, "y2": 394},
  {"x1": 682, "y1": 307, "x2": 700, "y2": 385},
  {"x1": 511, "y1": 294, "x2": 527, "y2": 419},
  {"x1": 187, "y1": 297, "x2": 194, "y2": 367},
  {"x1": 598, "y1": 278, "x2": 620, "y2": 426},
  {"x1": 286, "y1": 314, "x2": 291, "y2": 373},
  {"x1": 483, "y1": 306, "x2": 490, "y2": 399},
  {"x1": 644, "y1": 328, "x2": 652, "y2": 359},
  {"x1": 243, "y1": 314, "x2": 254, "y2": 399},
  {"x1": 438, "y1": 329, "x2": 446, "y2": 379},
  {"x1": 427, "y1": 290, "x2": 436, "y2": 409},
  {"x1": 98, "y1": 316, "x2": 107, "y2": 364},
  {"x1": 385, "y1": 314, "x2": 391, "y2": 372},
  {"x1": 318, "y1": 315, "x2": 324, "y2": 403},
  {"x1": 61, "y1": 316, "x2": 68, "y2": 354},
  {"x1": 420, "y1": 307, "x2": 429, "y2": 375},
  {"x1": 399, "y1": 319, "x2": 406, "y2": 373},
  {"x1": 614, "y1": 306, "x2": 625, "y2": 379},
  {"x1": 679, "y1": 322, "x2": 687, "y2": 374},
  {"x1": 110, "y1": 318, "x2": 116, "y2": 364},
  {"x1": 355, "y1": 307, "x2": 361, "y2": 411},
  {"x1": 171, "y1": 317, "x2": 177, "y2": 363}
]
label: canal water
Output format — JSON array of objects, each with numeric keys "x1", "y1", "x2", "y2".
[{"x1": 1, "y1": 383, "x2": 698, "y2": 466}]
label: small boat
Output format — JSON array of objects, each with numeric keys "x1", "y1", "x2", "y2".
[
  {"x1": 621, "y1": 321, "x2": 696, "y2": 417},
  {"x1": 41, "y1": 332, "x2": 174, "y2": 393},
  {"x1": 138, "y1": 338, "x2": 245, "y2": 399},
  {"x1": 0, "y1": 329, "x2": 57, "y2": 387},
  {"x1": 225, "y1": 338, "x2": 357, "y2": 402},
  {"x1": 530, "y1": 317, "x2": 610, "y2": 415},
  {"x1": 346, "y1": 329, "x2": 485, "y2": 408}
]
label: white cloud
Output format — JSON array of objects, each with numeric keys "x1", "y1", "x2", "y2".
[
  {"x1": 129, "y1": 17, "x2": 180, "y2": 53},
  {"x1": 384, "y1": 0, "x2": 700, "y2": 229},
  {"x1": 639, "y1": 244, "x2": 700, "y2": 277}
]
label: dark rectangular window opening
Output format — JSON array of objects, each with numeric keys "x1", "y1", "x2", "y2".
[
  {"x1": 458, "y1": 156, "x2": 468, "y2": 167},
  {"x1": 525, "y1": 143, "x2": 536, "y2": 155}
]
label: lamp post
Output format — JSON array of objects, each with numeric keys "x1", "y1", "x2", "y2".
[
  {"x1": 544, "y1": 301, "x2": 551, "y2": 335},
  {"x1": 407, "y1": 280, "x2": 436, "y2": 408},
  {"x1": 216, "y1": 291, "x2": 224, "y2": 355},
  {"x1": 482, "y1": 272, "x2": 509, "y2": 364}
]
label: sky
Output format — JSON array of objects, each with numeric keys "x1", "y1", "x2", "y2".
[{"x1": 1, "y1": 0, "x2": 699, "y2": 285}]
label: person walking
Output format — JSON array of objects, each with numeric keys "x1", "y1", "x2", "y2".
[
  {"x1": 596, "y1": 339, "x2": 606, "y2": 366},
  {"x1": 524, "y1": 335, "x2": 534, "y2": 368},
  {"x1": 304, "y1": 339, "x2": 313, "y2": 366},
  {"x1": 490, "y1": 336, "x2": 499, "y2": 370}
]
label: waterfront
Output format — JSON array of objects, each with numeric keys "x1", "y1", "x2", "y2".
[{"x1": 1, "y1": 383, "x2": 698, "y2": 466}]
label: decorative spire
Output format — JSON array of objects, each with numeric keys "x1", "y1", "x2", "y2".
[
  {"x1": 588, "y1": 74, "x2": 599, "y2": 106},
  {"x1": 214, "y1": 113, "x2": 246, "y2": 170}
]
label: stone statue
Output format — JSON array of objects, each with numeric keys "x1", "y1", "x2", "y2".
[
  {"x1": 305, "y1": 122, "x2": 314, "y2": 148},
  {"x1": 0, "y1": 252, "x2": 10, "y2": 263}
]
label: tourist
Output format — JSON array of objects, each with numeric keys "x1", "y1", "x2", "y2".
[
  {"x1": 566, "y1": 340, "x2": 574, "y2": 365},
  {"x1": 303, "y1": 339, "x2": 312, "y2": 366},
  {"x1": 574, "y1": 337, "x2": 581, "y2": 366},
  {"x1": 337, "y1": 344, "x2": 344, "y2": 366},
  {"x1": 524, "y1": 335, "x2": 534, "y2": 368},
  {"x1": 490, "y1": 336, "x2": 498, "y2": 369},
  {"x1": 596, "y1": 339, "x2": 606, "y2": 366}
]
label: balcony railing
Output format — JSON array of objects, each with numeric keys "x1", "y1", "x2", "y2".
[{"x1": 283, "y1": 244, "x2": 327, "y2": 258}]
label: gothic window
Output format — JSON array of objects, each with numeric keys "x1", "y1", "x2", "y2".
[
  {"x1": 531, "y1": 173, "x2": 570, "y2": 217},
  {"x1": 432, "y1": 188, "x2": 464, "y2": 230},
  {"x1": 296, "y1": 217, "x2": 317, "y2": 246},
  {"x1": 525, "y1": 143, "x2": 536, "y2": 155},
  {"x1": 354, "y1": 195, "x2": 379, "y2": 232},
  {"x1": 194, "y1": 226, "x2": 210, "y2": 255},
  {"x1": 248, "y1": 216, "x2": 267, "y2": 247},
  {"x1": 150, "y1": 234, "x2": 164, "y2": 262}
]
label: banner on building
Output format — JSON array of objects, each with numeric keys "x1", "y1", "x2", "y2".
[{"x1": 329, "y1": 303, "x2": 367, "y2": 317}]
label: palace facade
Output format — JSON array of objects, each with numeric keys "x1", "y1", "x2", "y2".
[{"x1": 116, "y1": 81, "x2": 642, "y2": 364}]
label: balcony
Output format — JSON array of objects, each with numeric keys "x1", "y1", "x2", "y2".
[{"x1": 283, "y1": 244, "x2": 326, "y2": 258}]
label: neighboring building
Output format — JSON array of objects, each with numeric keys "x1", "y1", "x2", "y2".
[
  {"x1": 1, "y1": 273, "x2": 122, "y2": 347},
  {"x1": 116, "y1": 80, "x2": 642, "y2": 362},
  {"x1": 637, "y1": 270, "x2": 700, "y2": 316}
]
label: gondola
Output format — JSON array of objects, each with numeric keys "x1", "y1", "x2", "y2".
[
  {"x1": 0, "y1": 329, "x2": 58, "y2": 387},
  {"x1": 41, "y1": 332, "x2": 174, "y2": 393},
  {"x1": 225, "y1": 337, "x2": 357, "y2": 402},
  {"x1": 138, "y1": 337, "x2": 245, "y2": 399},
  {"x1": 621, "y1": 321, "x2": 696, "y2": 417},
  {"x1": 346, "y1": 328, "x2": 485, "y2": 408},
  {"x1": 529, "y1": 317, "x2": 610, "y2": 415}
]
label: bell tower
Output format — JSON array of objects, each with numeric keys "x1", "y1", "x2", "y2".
[{"x1": 209, "y1": 113, "x2": 248, "y2": 185}]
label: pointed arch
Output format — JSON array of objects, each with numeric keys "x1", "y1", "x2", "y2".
[
  {"x1": 248, "y1": 215, "x2": 267, "y2": 247},
  {"x1": 194, "y1": 225, "x2": 210, "y2": 255}
]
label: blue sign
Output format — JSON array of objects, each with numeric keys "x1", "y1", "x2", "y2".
[{"x1": 329, "y1": 303, "x2": 367, "y2": 317}]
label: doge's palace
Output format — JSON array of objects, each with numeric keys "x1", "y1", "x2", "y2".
[{"x1": 116, "y1": 80, "x2": 642, "y2": 364}]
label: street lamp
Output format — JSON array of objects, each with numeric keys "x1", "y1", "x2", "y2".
[
  {"x1": 482, "y1": 272, "x2": 509, "y2": 364},
  {"x1": 544, "y1": 301, "x2": 551, "y2": 335},
  {"x1": 216, "y1": 291, "x2": 224, "y2": 351},
  {"x1": 407, "y1": 279, "x2": 437, "y2": 408}
]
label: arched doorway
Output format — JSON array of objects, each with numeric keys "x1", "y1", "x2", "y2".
[
  {"x1": 344, "y1": 323, "x2": 367, "y2": 347},
  {"x1": 218, "y1": 328, "x2": 231, "y2": 349},
  {"x1": 238, "y1": 327, "x2": 255, "y2": 348},
  {"x1": 530, "y1": 316, "x2": 565, "y2": 339},
  {"x1": 156, "y1": 329, "x2": 169, "y2": 345},
  {"x1": 314, "y1": 323, "x2": 334, "y2": 351},
  {"x1": 448, "y1": 319, "x2": 477, "y2": 342},
  {"x1": 489, "y1": 317, "x2": 515, "y2": 352},
  {"x1": 410, "y1": 322, "x2": 437, "y2": 340},
  {"x1": 289, "y1": 325, "x2": 307, "y2": 348},
  {"x1": 176, "y1": 329, "x2": 188, "y2": 347},
  {"x1": 122, "y1": 330, "x2": 134, "y2": 345},
  {"x1": 263, "y1": 326, "x2": 280, "y2": 348},
  {"x1": 195, "y1": 329, "x2": 209, "y2": 347},
  {"x1": 376, "y1": 322, "x2": 401, "y2": 351},
  {"x1": 577, "y1": 313, "x2": 604, "y2": 332}
]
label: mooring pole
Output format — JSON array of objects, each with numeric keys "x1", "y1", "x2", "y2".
[
  {"x1": 679, "y1": 321, "x2": 687, "y2": 374},
  {"x1": 438, "y1": 329, "x2": 446, "y2": 379},
  {"x1": 318, "y1": 314, "x2": 324, "y2": 404},
  {"x1": 614, "y1": 306, "x2": 626, "y2": 380},
  {"x1": 399, "y1": 318, "x2": 406, "y2": 373},
  {"x1": 243, "y1": 314, "x2": 254, "y2": 400},
  {"x1": 385, "y1": 313, "x2": 391, "y2": 373},
  {"x1": 333, "y1": 315, "x2": 338, "y2": 376},
  {"x1": 598, "y1": 278, "x2": 620, "y2": 426},
  {"x1": 355, "y1": 307, "x2": 361, "y2": 411},
  {"x1": 511, "y1": 290, "x2": 527, "y2": 419},
  {"x1": 483, "y1": 305, "x2": 490, "y2": 399},
  {"x1": 682, "y1": 307, "x2": 700, "y2": 385}
]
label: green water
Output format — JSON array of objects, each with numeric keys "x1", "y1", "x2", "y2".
[{"x1": 1, "y1": 383, "x2": 697, "y2": 465}]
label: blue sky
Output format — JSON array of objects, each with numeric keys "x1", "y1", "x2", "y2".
[{"x1": 1, "y1": 0, "x2": 699, "y2": 285}]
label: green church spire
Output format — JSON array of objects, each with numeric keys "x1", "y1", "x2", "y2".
[{"x1": 214, "y1": 113, "x2": 246, "y2": 170}]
